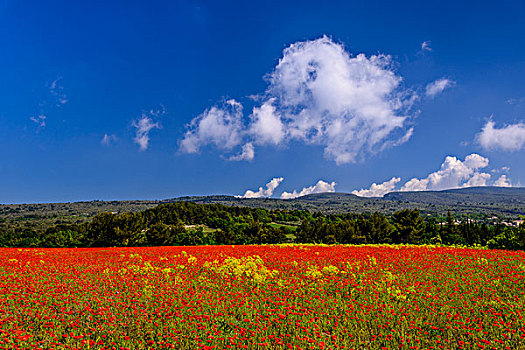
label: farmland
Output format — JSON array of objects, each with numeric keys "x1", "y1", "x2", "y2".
[{"x1": 1, "y1": 245, "x2": 524, "y2": 349}]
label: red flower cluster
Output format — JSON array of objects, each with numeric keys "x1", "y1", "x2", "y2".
[{"x1": 0, "y1": 245, "x2": 524, "y2": 349}]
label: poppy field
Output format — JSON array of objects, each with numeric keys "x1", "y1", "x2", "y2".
[{"x1": 1, "y1": 245, "x2": 524, "y2": 350}]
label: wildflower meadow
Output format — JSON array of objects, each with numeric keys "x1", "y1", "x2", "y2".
[{"x1": 1, "y1": 245, "x2": 524, "y2": 349}]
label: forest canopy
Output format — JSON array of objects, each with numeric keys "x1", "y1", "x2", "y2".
[{"x1": 1, "y1": 202, "x2": 524, "y2": 250}]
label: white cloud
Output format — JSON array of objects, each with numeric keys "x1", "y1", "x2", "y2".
[
  {"x1": 400, "y1": 177, "x2": 430, "y2": 192},
  {"x1": 506, "y1": 97, "x2": 524, "y2": 105},
  {"x1": 392, "y1": 127, "x2": 414, "y2": 147},
  {"x1": 494, "y1": 174, "x2": 512, "y2": 187},
  {"x1": 50, "y1": 77, "x2": 68, "y2": 106},
  {"x1": 476, "y1": 120, "x2": 525, "y2": 151},
  {"x1": 28, "y1": 77, "x2": 67, "y2": 128},
  {"x1": 280, "y1": 180, "x2": 336, "y2": 199},
  {"x1": 101, "y1": 133, "x2": 118, "y2": 145},
  {"x1": 243, "y1": 177, "x2": 284, "y2": 198},
  {"x1": 228, "y1": 143, "x2": 254, "y2": 161},
  {"x1": 249, "y1": 99, "x2": 284, "y2": 145},
  {"x1": 463, "y1": 153, "x2": 489, "y2": 169},
  {"x1": 30, "y1": 115, "x2": 46, "y2": 127},
  {"x1": 352, "y1": 177, "x2": 401, "y2": 197},
  {"x1": 180, "y1": 99, "x2": 244, "y2": 154},
  {"x1": 400, "y1": 153, "x2": 491, "y2": 191},
  {"x1": 425, "y1": 78, "x2": 455, "y2": 98},
  {"x1": 266, "y1": 36, "x2": 414, "y2": 164},
  {"x1": 362, "y1": 154, "x2": 512, "y2": 193},
  {"x1": 462, "y1": 172, "x2": 491, "y2": 187},
  {"x1": 181, "y1": 36, "x2": 415, "y2": 164},
  {"x1": 421, "y1": 41, "x2": 432, "y2": 52},
  {"x1": 132, "y1": 108, "x2": 163, "y2": 151}
]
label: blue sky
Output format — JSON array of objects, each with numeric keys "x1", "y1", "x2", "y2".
[{"x1": 1, "y1": 0, "x2": 525, "y2": 203}]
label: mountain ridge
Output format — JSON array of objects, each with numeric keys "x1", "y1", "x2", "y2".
[
  {"x1": 1, "y1": 187, "x2": 524, "y2": 224},
  {"x1": 171, "y1": 186, "x2": 525, "y2": 219}
]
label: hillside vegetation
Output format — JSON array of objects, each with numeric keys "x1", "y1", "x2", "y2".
[
  {"x1": 1, "y1": 200, "x2": 524, "y2": 250},
  {"x1": 2, "y1": 187, "x2": 524, "y2": 228},
  {"x1": 178, "y1": 187, "x2": 525, "y2": 219}
]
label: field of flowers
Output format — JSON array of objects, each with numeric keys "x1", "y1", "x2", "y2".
[{"x1": 1, "y1": 245, "x2": 524, "y2": 350}]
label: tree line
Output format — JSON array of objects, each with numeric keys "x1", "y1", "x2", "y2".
[{"x1": 0, "y1": 202, "x2": 524, "y2": 250}]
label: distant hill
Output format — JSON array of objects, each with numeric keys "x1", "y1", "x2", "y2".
[
  {"x1": 173, "y1": 187, "x2": 525, "y2": 219},
  {"x1": 384, "y1": 187, "x2": 525, "y2": 206},
  {"x1": 1, "y1": 187, "x2": 524, "y2": 228},
  {"x1": 381, "y1": 187, "x2": 525, "y2": 218}
]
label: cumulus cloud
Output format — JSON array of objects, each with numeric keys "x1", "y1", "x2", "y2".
[
  {"x1": 180, "y1": 100, "x2": 244, "y2": 154},
  {"x1": 400, "y1": 154, "x2": 491, "y2": 191},
  {"x1": 101, "y1": 133, "x2": 118, "y2": 145},
  {"x1": 360, "y1": 154, "x2": 512, "y2": 193},
  {"x1": 352, "y1": 177, "x2": 401, "y2": 197},
  {"x1": 280, "y1": 180, "x2": 336, "y2": 199},
  {"x1": 180, "y1": 36, "x2": 415, "y2": 164},
  {"x1": 265, "y1": 36, "x2": 414, "y2": 164},
  {"x1": 30, "y1": 115, "x2": 46, "y2": 127},
  {"x1": 400, "y1": 178, "x2": 428, "y2": 192},
  {"x1": 421, "y1": 41, "x2": 432, "y2": 52},
  {"x1": 494, "y1": 174, "x2": 512, "y2": 187},
  {"x1": 462, "y1": 172, "x2": 491, "y2": 188},
  {"x1": 476, "y1": 120, "x2": 525, "y2": 151},
  {"x1": 249, "y1": 100, "x2": 284, "y2": 145},
  {"x1": 243, "y1": 177, "x2": 284, "y2": 198},
  {"x1": 228, "y1": 143, "x2": 255, "y2": 161},
  {"x1": 132, "y1": 108, "x2": 163, "y2": 151},
  {"x1": 463, "y1": 153, "x2": 489, "y2": 169},
  {"x1": 425, "y1": 78, "x2": 455, "y2": 98}
]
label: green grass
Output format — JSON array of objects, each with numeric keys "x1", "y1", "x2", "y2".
[
  {"x1": 184, "y1": 224, "x2": 217, "y2": 233},
  {"x1": 268, "y1": 222, "x2": 298, "y2": 231}
]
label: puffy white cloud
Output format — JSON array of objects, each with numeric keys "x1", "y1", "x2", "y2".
[
  {"x1": 400, "y1": 154, "x2": 491, "y2": 191},
  {"x1": 425, "y1": 78, "x2": 455, "y2": 98},
  {"x1": 476, "y1": 120, "x2": 525, "y2": 151},
  {"x1": 243, "y1": 177, "x2": 284, "y2": 198},
  {"x1": 400, "y1": 177, "x2": 429, "y2": 192},
  {"x1": 463, "y1": 153, "x2": 489, "y2": 169},
  {"x1": 249, "y1": 100, "x2": 284, "y2": 145},
  {"x1": 266, "y1": 36, "x2": 414, "y2": 164},
  {"x1": 363, "y1": 154, "x2": 511, "y2": 192},
  {"x1": 421, "y1": 41, "x2": 432, "y2": 52},
  {"x1": 462, "y1": 172, "x2": 491, "y2": 187},
  {"x1": 280, "y1": 180, "x2": 336, "y2": 199},
  {"x1": 228, "y1": 143, "x2": 255, "y2": 161},
  {"x1": 494, "y1": 174, "x2": 512, "y2": 187},
  {"x1": 180, "y1": 100, "x2": 244, "y2": 154},
  {"x1": 30, "y1": 115, "x2": 46, "y2": 127},
  {"x1": 132, "y1": 109, "x2": 163, "y2": 151},
  {"x1": 101, "y1": 133, "x2": 118, "y2": 145},
  {"x1": 181, "y1": 36, "x2": 415, "y2": 164},
  {"x1": 352, "y1": 177, "x2": 401, "y2": 197}
]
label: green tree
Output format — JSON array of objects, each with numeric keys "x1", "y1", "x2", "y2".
[
  {"x1": 392, "y1": 209, "x2": 423, "y2": 244},
  {"x1": 443, "y1": 211, "x2": 460, "y2": 244},
  {"x1": 367, "y1": 212, "x2": 394, "y2": 244}
]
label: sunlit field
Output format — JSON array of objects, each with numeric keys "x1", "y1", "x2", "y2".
[{"x1": 1, "y1": 245, "x2": 525, "y2": 349}]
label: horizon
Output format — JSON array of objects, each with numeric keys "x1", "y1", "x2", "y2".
[
  {"x1": 1, "y1": 1, "x2": 524, "y2": 203},
  {"x1": 2, "y1": 185, "x2": 524, "y2": 206}
]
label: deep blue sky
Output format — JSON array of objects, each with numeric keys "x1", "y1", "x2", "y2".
[{"x1": 1, "y1": 0, "x2": 524, "y2": 203}]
